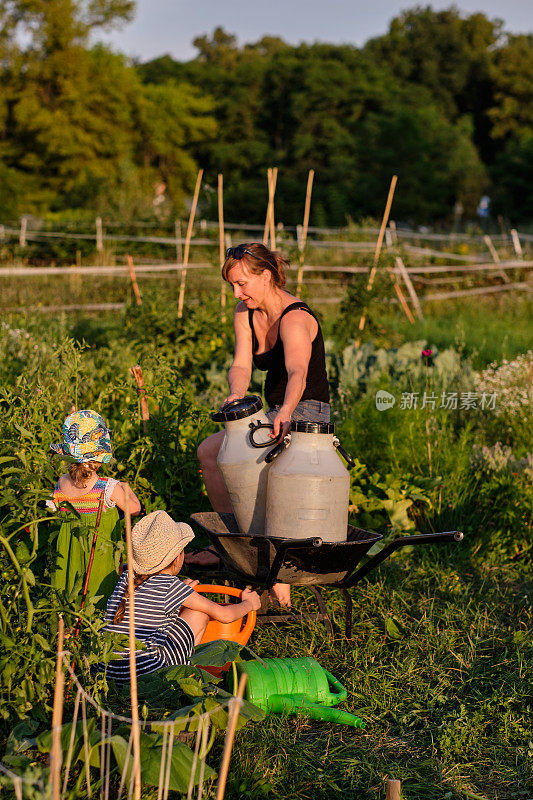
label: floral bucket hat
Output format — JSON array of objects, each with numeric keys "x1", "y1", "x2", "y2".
[{"x1": 50, "y1": 410, "x2": 112, "y2": 464}]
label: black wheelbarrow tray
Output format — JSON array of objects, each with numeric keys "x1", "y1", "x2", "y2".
[{"x1": 190, "y1": 512, "x2": 463, "y2": 638}]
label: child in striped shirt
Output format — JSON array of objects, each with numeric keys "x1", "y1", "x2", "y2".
[{"x1": 104, "y1": 510, "x2": 261, "y2": 681}]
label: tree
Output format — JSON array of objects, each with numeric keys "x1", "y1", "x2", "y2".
[
  {"x1": 364, "y1": 6, "x2": 501, "y2": 119},
  {"x1": 139, "y1": 31, "x2": 490, "y2": 224},
  {"x1": 0, "y1": 0, "x2": 216, "y2": 216},
  {"x1": 489, "y1": 35, "x2": 533, "y2": 142},
  {"x1": 491, "y1": 135, "x2": 533, "y2": 221}
]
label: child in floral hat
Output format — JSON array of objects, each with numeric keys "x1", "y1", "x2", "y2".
[{"x1": 49, "y1": 410, "x2": 141, "y2": 608}]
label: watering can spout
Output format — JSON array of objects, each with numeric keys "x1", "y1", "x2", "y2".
[{"x1": 267, "y1": 694, "x2": 365, "y2": 729}]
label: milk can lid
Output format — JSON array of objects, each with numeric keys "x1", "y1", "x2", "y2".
[
  {"x1": 211, "y1": 395, "x2": 264, "y2": 422},
  {"x1": 291, "y1": 421, "x2": 335, "y2": 434}
]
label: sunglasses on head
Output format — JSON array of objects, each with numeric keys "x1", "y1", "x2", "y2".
[{"x1": 225, "y1": 245, "x2": 261, "y2": 261}]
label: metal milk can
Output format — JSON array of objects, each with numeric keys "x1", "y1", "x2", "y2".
[
  {"x1": 264, "y1": 421, "x2": 355, "y2": 543},
  {"x1": 212, "y1": 396, "x2": 278, "y2": 535}
]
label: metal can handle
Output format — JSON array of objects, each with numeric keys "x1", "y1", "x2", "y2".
[
  {"x1": 265, "y1": 434, "x2": 291, "y2": 463},
  {"x1": 248, "y1": 420, "x2": 283, "y2": 448},
  {"x1": 333, "y1": 437, "x2": 356, "y2": 468}
]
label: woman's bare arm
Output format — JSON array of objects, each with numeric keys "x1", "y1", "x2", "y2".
[{"x1": 224, "y1": 302, "x2": 253, "y2": 403}]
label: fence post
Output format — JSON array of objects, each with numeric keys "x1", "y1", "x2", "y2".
[
  {"x1": 510, "y1": 229, "x2": 523, "y2": 259},
  {"x1": 19, "y1": 217, "x2": 27, "y2": 248},
  {"x1": 96, "y1": 217, "x2": 103, "y2": 252},
  {"x1": 386, "y1": 779, "x2": 401, "y2": 800},
  {"x1": 483, "y1": 235, "x2": 509, "y2": 283}
]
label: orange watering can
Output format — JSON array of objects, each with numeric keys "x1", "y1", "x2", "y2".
[{"x1": 194, "y1": 584, "x2": 257, "y2": 646}]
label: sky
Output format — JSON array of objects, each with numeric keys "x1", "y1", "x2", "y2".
[{"x1": 97, "y1": 0, "x2": 532, "y2": 63}]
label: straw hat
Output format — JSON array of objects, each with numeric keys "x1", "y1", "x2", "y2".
[{"x1": 131, "y1": 511, "x2": 195, "y2": 575}]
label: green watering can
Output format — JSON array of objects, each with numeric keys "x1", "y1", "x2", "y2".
[{"x1": 233, "y1": 657, "x2": 365, "y2": 729}]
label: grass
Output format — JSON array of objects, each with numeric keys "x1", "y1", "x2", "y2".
[
  {"x1": 213, "y1": 548, "x2": 533, "y2": 799},
  {"x1": 0, "y1": 262, "x2": 531, "y2": 799},
  {"x1": 377, "y1": 294, "x2": 533, "y2": 368}
]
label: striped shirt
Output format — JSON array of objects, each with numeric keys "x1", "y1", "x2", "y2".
[{"x1": 103, "y1": 571, "x2": 195, "y2": 681}]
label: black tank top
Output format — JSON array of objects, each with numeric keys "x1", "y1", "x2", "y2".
[{"x1": 249, "y1": 301, "x2": 330, "y2": 407}]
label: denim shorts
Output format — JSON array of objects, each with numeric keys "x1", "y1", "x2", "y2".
[{"x1": 266, "y1": 399, "x2": 331, "y2": 423}]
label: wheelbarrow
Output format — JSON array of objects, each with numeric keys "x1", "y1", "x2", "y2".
[{"x1": 190, "y1": 512, "x2": 463, "y2": 638}]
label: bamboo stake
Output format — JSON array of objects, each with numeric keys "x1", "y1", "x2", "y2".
[
  {"x1": 124, "y1": 490, "x2": 141, "y2": 800},
  {"x1": 178, "y1": 169, "x2": 203, "y2": 319},
  {"x1": 127, "y1": 256, "x2": 142, "y2": 306},
  {"x1": 263, "y1": 168, "x2": 278, "y2": 248},
  {"x1": 269, "y1": 167, "x2": 278, "y2": 250},
  {"x1": 81, "y1": 695, "x2": 92, "y2": 798},
  {"x1": 395, "y1": 256, "x2": 424, "y2": 320},
  {"x1": 162, "y1": 724, "x2": 175, "y2": 800},
  {"x1": 263, "y1": 169, "x2": 272, "y2": 245},
  {"x1": 218, "y1": 174, "x2": 227, "y2": 324},
  {"x1": 129, "y1": 365, "x2": 149, "y2": 434},
  {"x1": 49, "y1": 616, "x2": 65, "y2": 800},
  {"x1": 215, "y1": 673, "x2": 247, "y2": 800},
  {"x1": 62, "y1": 689, "x2": 81, "y2": 796},
  {"x1": 392, "y1": 282, "x2": 415, "y2": 323},
  {"x1": 368, "y1": 175, "x2": 398, "y2": 289},
  {"x1": 73, "y1": 493, "x2": 106, "y2": 639},
  {"x1": 296, "y1": 169, "x2": 315, "y2": 298},
  {"x1": 355, "y1": 175, "x2": 398, "y2": 347},
  {"x1": 483, "y1": 235, "x2": 509, "y2": 283},
  {"x1": 386, "y1": 779, "x2": 401, "y2": 800},
  {"x1": 101, "y1": 712, "x2": 106, "y2": 799}
]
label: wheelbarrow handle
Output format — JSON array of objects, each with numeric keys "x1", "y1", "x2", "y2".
[{"x1": 343, "y1": 530, "x2": 463, "y2": 588}]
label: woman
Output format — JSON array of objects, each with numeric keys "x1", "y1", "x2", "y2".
[{"x1": 194, "y1": 242, "x2": 330, "y2": 604}]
